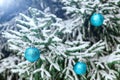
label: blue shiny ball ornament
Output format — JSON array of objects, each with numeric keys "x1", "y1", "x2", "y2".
[
  {"x1": 90, "y1": 13, "x2": 104, "y2": 27},
  {"x1": 73, "y1": 62, "x2": 87, "y2": 75},
  {"x1": 24, "y1": 47, "x2": 40, "y2": 62}
]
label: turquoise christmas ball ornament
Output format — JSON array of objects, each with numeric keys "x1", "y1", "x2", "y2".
[
  {"x1": 24, "y1": 47, "x2": 40, "y2": 62},
  {"x1": 73, "y1": 62, "x2": 87, "y2": 75},
  {"x1": 90, "y1": 13, "x2": 104, "y2": 27}
]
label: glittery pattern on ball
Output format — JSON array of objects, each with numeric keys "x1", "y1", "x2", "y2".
[
  {"x1": 25, "y1": 47, "x2": 40, "y2": 62},
  {"x1": 90, "y1": 13, "x2": 104, "y2": 27},
  {"x1": 73, "y1": 62, "x2": 87, "y2": 75}
]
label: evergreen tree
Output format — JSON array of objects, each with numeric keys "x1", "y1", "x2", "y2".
[
  {"x1": 59, "y1": 0, "x2": 120, "y2": 80},
  {"x1": 1, "y1": 0, "x2": 120, "y2": 80}
]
